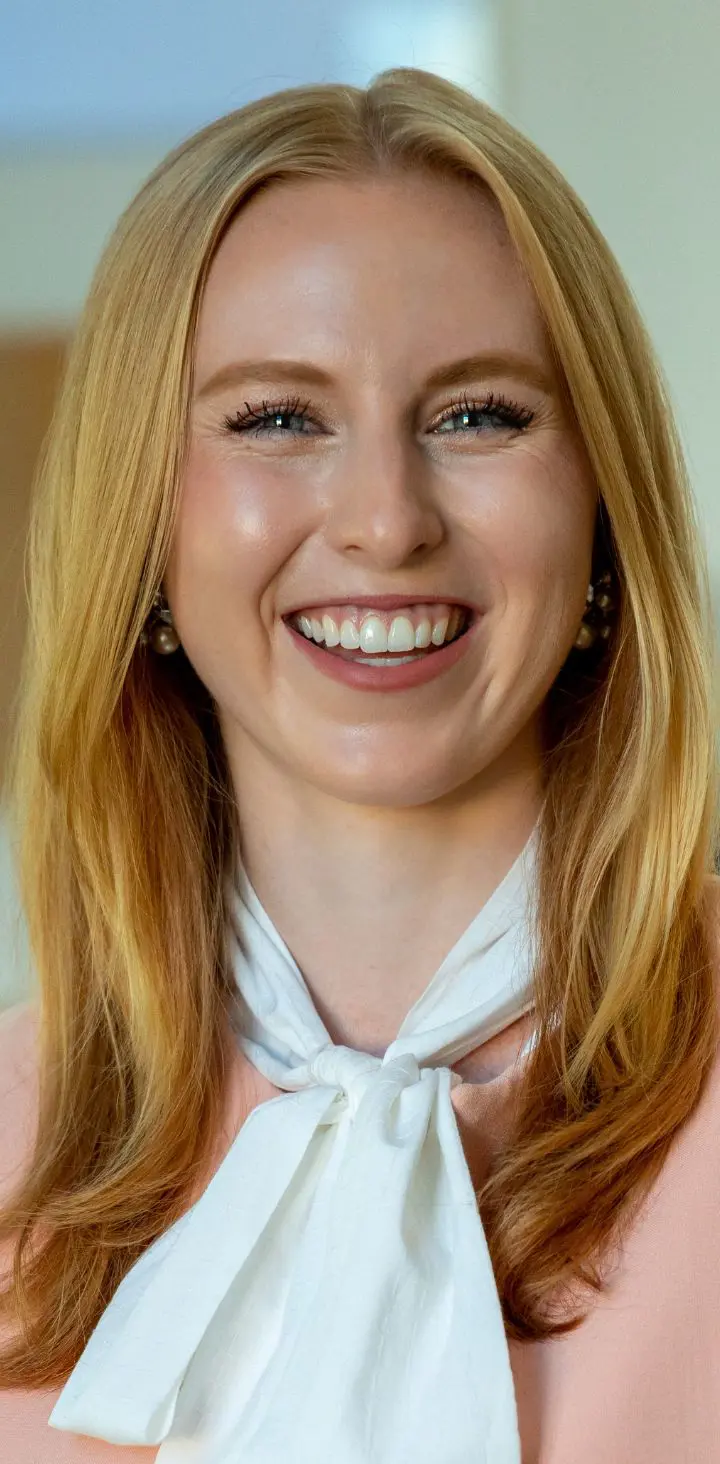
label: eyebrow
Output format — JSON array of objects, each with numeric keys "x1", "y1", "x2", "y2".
[{"x1": 194, "y1": 351, "x2": 555, "y2": 401}]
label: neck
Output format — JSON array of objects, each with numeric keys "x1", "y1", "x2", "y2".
[{"x1": 226, "y1": 736, "x2": 543, "y2": 1058}]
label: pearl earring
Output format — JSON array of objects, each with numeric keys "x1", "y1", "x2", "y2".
[
  {"x1": 139, "y1": 589, "x2": 180, "y2": 655},
  {"x1": 573, "y1": 570, "x2": 615, "y2": 651}
]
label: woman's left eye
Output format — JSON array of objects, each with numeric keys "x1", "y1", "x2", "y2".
[
  {"x1": 432, "y1": 391, "x2": 534, "y2": 435},
  {"x1": 221, "y1": 390, "x2": 535, "y2": 439}
]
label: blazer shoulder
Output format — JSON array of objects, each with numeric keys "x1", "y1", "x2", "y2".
[{"x1": 0, "y1": 1001, "x2": 40, "y2": 1206}]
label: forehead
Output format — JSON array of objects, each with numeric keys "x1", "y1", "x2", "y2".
[{"x1": 193, "y1": 171, "x2": 552, "y2": 384}]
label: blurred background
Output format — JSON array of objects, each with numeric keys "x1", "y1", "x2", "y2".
[{"x1": 1, "y1": 0, "x2": 718, "y2": 1008}]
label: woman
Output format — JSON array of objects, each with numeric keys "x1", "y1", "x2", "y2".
[{"x1": 0, "y1": 64, "x2": 718, "y2": 1463}]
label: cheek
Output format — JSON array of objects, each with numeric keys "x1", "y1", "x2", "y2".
[
  {"x1": 468, "y1": 439, "x2": 594, "y2": 582},
  {"x1": 167, "y1": 440, "x2": 303, "y2": 624},
  {"x1": 465, "y1": 441, "x2": 596, "y2": 628}
]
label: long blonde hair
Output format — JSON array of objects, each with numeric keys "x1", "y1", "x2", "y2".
[{"x1": 1, "y1": 67, "x2": 718, "y2": 1383}]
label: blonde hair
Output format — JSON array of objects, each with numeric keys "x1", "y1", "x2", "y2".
[{"x1": 1, "y1": 66, "x2": 719, "y2": 1384}]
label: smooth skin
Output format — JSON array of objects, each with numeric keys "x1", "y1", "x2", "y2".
[{"x1": 164, "y1": 170, "x2": 597, "y2": 1059}]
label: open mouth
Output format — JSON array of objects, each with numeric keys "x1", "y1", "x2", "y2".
[{"x1": 283, "y1": 607, "x2": 476, "y2": 663}]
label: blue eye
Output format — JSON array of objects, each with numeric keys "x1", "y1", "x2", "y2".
[
  {"x1": 221, "y1": 389, "x2": 534, "y2": 438},
  {"x1": 222, "y1": 396, "x2": 314, "y2": 437},
  {"x1": 433, "y1": 390, "x2": 534, "y2": 434}
]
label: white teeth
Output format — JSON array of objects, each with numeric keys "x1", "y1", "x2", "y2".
[
  {"x1": 360, "y1": 615, "x2": 419, "y2": 654},
  {"x1": 346, "y1": 655, "x2": 419, "y2": 666},
  {"x1": 293, "y1": 607, "x2": 464, "y2": 654},
  {"x1": 322, "y1": 614, "x2": 341, "y2": 647},
  {"x1": 340, "y1": 620, "x2": 361, "y2": 650},
  {"x1": 387, "y1": 615, "x2": 419, "y2": 653}
]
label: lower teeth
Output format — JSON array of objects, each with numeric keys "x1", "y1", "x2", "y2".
[{"x1": 346, "y1": 653, "x2": 426, "y2": 665}]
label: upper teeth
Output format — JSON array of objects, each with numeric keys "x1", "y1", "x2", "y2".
[{"x1": 290, "y1": 604, "x2": 468, "y2": 654}]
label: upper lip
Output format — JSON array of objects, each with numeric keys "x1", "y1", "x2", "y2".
[{"x1": 282, "y1": 593, "x2": 481, "y2": 617}]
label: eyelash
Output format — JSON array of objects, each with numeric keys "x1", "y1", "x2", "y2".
[{"x1": 220, "y1": 389, "x2": 535, "y2": 440}]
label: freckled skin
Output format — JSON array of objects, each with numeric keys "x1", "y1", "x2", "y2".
[{"x1": 163, "y1": 171, "x2": 597, "y2": 1052}]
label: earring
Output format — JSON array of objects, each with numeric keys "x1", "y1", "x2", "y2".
[
  {"x1": 139, "y1": 588, "x2": 180, "y2": 655},
  {"x1": 573, "y1": 569, "x2": 615, "y2": 651}
]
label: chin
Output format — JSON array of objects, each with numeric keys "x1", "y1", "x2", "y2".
[{"x1": 294, "y1": 753, "x2": 481, "y2": 809}]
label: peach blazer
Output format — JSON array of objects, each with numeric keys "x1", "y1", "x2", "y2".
[{"x1": 1, "y1": 977, "x2": 720, "y2": 1464}]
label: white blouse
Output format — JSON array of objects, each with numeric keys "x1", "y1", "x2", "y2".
[{"x1": 48, "y1": 822, "x2": 540, "y2": 1463}]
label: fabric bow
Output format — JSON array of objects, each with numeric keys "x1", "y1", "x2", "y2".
[{"x1": 49, "y1": 827, "x2": 539, "y2": 1462}]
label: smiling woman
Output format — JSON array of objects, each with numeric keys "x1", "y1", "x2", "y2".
[
  {"x1": 165, "y1": 163, "x2": 596, "y2": 822},
  {"x1": 0, "y1": 65, "x2": 719, "y2": 1464}
]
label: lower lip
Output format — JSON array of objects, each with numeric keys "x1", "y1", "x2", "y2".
[{"x1": 283, "y1": 614, "x2": 481, "y2": 692}]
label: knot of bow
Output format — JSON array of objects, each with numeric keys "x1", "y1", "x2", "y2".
[{"x1": 307, "y1": 1041, "x2": 461, "y2": 1120}]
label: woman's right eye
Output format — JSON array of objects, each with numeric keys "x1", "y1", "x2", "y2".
[{"x1": 222, "y1": 396, "x2": 314, "y2": 437}]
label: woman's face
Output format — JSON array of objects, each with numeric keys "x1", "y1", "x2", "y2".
[{"x1": 165, "y1": 169, "x2": 597, "y2": 807}]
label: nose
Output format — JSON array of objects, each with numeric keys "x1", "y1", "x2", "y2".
[{"x1": 322, "y1": 434, "x2": 446, "y2": 569}]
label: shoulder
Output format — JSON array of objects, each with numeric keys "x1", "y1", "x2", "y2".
[{"x1": 0, "y1": 1001, "x2": 39, "y2": 1206}]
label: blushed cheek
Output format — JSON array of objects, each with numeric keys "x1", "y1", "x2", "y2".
[
  {"x1": 486, "y1": 496, "x2": 591, "y2": 598},
  {"x1": 166, "y1": 442, "x2": 308, "y2": 642},
  {"x1": 175, "y1": 442, "x2": 259, "y2": 569},
  {"x1": 164, "y1": 443, "x2": 243, "y2": 642},
  {"x1": 473, "y1": 449, "x2": 596, "y2": 654}
]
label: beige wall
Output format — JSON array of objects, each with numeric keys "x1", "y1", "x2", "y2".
[
  {"x1": 0, "y1": 149, "x2": 166, "y2": 332},
  {"x1": 498, "y1": 0, "x2": 720, "y2": 605}
]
